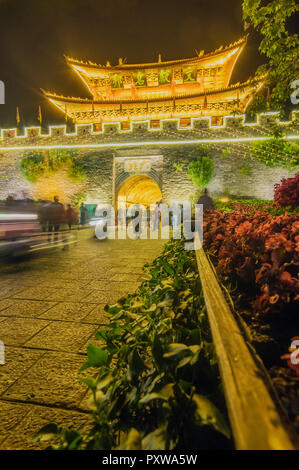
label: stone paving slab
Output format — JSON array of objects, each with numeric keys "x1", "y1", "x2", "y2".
[
  {"x1": 2, "y1": 351, "x2": 88, "y2": 407},
  {"x1": 0, "y1": 299, "x2": 57, "y2": 318},
  {"x1": 0, "y1": 346, "x2": 45, "y2": 395},
  {"x1": 0, "y1": 287, "x2": 26, "y2": 299},
  {"x1": 0, "y1": 317, "x2": 50, "y2": 346},
  {"x1": 0, "y1": 401, "x2": 31, "y2": 446},
  {"x1": 24, "y1": 321, "x2": 97, "y2": 353},
  {"x1": 11, "y1": 287, "x2": 59, "y2": 301},
  {"x1": 0, "y1": 229, "x2": 164, "y2": 449},
  {"x1": 81, "y1": 304, "x2": 109, "y2": 325},
  {"x1": 38, "y1": 302, "x2": 95, "y2": 322},
  {"x1": 0, "y1": 299, "x2": 14, "y2": 312},
  {"x1": 0, "y1": 401, "x2": 91, "y2": 450}
]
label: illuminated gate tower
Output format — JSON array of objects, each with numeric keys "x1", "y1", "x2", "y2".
[
  {"x1": 36, "y1": 36, "x2": 271, "y2": 208},
  {"x1": 43, "y1": 36, "x2": 263, "y2": 126}
]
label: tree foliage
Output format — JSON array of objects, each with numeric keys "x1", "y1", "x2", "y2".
[
  {"x1": 19, "y1": 150, "x2": 85, "y2": 183},
  {"x1": 187, "y1": 156, "x2": 215, "y2": 189},
  {"x1": 242, "y1": 0, "x2": 299, "y2": 115},
  {"x1": 250, "y1": 136, "x2": 299, "y2": 170}
]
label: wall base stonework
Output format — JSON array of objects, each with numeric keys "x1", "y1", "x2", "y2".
[{"x1": 0, "y1": 145, "x2": 295, "y2": 205}]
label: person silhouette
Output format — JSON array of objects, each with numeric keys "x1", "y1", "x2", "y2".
[{"x1": 196, "y1": 188, "x2": 215, "y2": 212}]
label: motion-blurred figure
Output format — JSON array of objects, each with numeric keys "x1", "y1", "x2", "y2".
[
  {"x1": 80, "y1": 203, "x2": 88, "y2": 226},
  {"x1": 152, "y1": 203, "x2": 161, "y2": 231},
  {"x1": 49, "y1": 196, "x2": 65, "y2": 241},
  {"x1": 65, "y1": 204, "x2": 78, "y2": 230}
]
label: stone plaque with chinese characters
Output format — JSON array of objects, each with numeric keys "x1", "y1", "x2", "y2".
[{"x1": 124, "y1": 159, "x2": 151, "y2": 173}]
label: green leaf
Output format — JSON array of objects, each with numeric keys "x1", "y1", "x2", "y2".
[
  {"x1": 95, "y1": 330, "x2": 108, "y2": 341},
  {"x1": 176, "y1": 356, "x2": 192, "y2": 369},
  {"x1": 80, "y1": 344, "x2": 108, "y2": 371},
  {"x1": 142, "y1": 426, "x2": 166, "y2": 450},
  {"x1": 152, "y1": 335, "x2": 163, "y2": 368},
  {"x1": 33, "y1": 423, "x2": 59, "y2": 442},
  {"x1": 96, "y1": 373, "x2": 113, "y2": 390},
  {"x1": 139, "y1": 392, "x2": 168, "y2": 404},
  {"x1": 193, "y1": 394, "x2": 231, "y2": 439},
  {"x1": 160, "y1": 260, "x2": 175, "y2": 276},
  {"x1": 78, "y1": 377, "x2": 97, "y2": 390},
  {"x1": 163, "y1": 343, "x2": 191, "y2": 358},
  {"x1": 118, "y1": 428, "x2": 142, "y2": 450},
  {"x1": 140, "y1": 384, "x2": 174, "y2": 404},
  {"x1": 68, "y1": 435, "x2": 83, "y2": 450},
  {"x1": 129, "y1": 349, "x2": 145, "y2": 377}
]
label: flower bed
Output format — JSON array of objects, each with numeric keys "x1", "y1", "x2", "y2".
[
  {"x1": 35, "y1": 239, "x2": 232, "y2": 450},
  {"x1": 203, "y1": 206, "x2": 299, "y2": 430}
]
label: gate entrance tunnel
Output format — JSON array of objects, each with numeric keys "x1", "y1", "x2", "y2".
[{"x1": 117, "y1": 175, "x2": 162, "y2": 209}]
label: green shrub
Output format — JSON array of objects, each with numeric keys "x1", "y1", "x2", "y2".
[
  {"x1": 250, "y1": 137, "x2": 299, "y2": 170},
  {"x1": 19, "y1": 152, "x2": 45, "y2": 183},
  {"x1": 19, "y1": 150, "x2": 85, "y2": 183},
  {"x1": 34, "y1": 239, "x2": 231, "y2": 450},
  {"x1": 187, "y1": 156, "x2": 215, "y2": 189}
]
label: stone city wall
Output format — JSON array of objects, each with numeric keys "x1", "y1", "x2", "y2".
[{"x1": 0, "y1": 112, "x2": 298, "y2": 204}]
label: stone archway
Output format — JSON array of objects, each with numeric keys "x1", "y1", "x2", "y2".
[{"x1": 117, "y1": 174, "x2": 162, "y2": 209}]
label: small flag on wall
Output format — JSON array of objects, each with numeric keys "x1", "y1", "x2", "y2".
[
  {"x1": 16, "y1": 106, "x2": 20, "y2": 125},
  {"x1": 203, "y1": 94, "x2": 208, "y2": 110},
  {"x1": 38, "y1": 105, "x2": 42, "y2": 124}
]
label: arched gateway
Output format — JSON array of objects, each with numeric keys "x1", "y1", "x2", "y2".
[{"x1": 117, "y1": 174, "x2": 162, "y2": 209}]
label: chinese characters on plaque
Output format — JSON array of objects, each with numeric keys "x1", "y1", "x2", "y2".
[{"x1": 124, "y1": 159, "x2": 151, "y2": 172}]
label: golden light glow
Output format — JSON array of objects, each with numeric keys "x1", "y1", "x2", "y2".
[
  {"x1": 117, "y1": 175, "x2": 162, "y2": 208},
  {"x1": 1, "y1": 134, "x2": 298, "y2": 152},
  {"x1": 219, "y1": 197, "x2": 230, "y2": 203},
  {"x1": 43, "y1": 79, "x2": 262, "y2": 124},
  {"x1": 32, "y1": 170, "x2": 83, "y2": 203}
]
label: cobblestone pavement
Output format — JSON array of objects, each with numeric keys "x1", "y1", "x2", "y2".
[{"x1": 0, "y1": 229, "x2": 165, "y2": 449}]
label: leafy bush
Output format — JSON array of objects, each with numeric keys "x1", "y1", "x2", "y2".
[
  {"x1": 34, "y1": 239, "x2": 231, "y2": 450},
  {"x1": 215, "y1": 199, "x2": 299, "y2": 216},
  {"x1": 250, "y1": 138, "x2": 299, "y2": 170},
  {"x1": 19, "y1": 152, "x2": 45, "y2": 183},
  {"x1": 274, "y1": 174, "x2": 299, "y2": 208},
  {"x1": 203, "y1": 209, "x2": 299, "y2": 316},
  {"x1": 187, "y1": 157, "x2": 215, "y2": 189},
  {"x1": 19, "y1": 150, "x2": 85, "y2": 183},
  {"x1": 239, "y1": 164, "x2": 252, "y2": 177},
  {"x1": 69, "y1": 191, "x2": 87, "y2": 208}
]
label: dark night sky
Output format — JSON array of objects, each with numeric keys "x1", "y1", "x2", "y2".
[{"x1": 0, "y1": 0, "x2": 264, "y2": 128}]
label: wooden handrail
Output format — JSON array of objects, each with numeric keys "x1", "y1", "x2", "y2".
[{"x1": 194, "y1": 232, "x2": 295, "y2": 450}]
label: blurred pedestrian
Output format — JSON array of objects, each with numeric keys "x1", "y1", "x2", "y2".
[
  {"x1": 152, "y1": 203, "x2": 160, "y2": 231},
  {"x1": 48, "y1": 196, "x2": 65, "y2": 242},
  {"x1": 38, "y1": 200, "x2": 51, "y2": 234},
  {"x1": 80, "y1": 203, "x2": 87, "y2": 226},
  {"x1": 65, "y1": 204, "x2": 78, "y2": 230}
]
